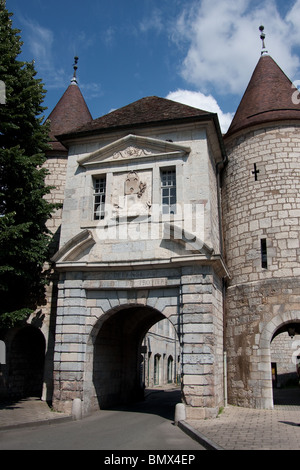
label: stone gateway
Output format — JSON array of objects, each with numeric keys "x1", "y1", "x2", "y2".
[{"x1": 1, "y1": 35, "x2": 300, "y2": 419}]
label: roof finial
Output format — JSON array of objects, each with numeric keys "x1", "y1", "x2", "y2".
[
  {"x1": 259, "y1": 25, "x2": 268, "y2": 56},
  {"x1": 71, "y1": 56, "x2": 79, "y2": 85}
]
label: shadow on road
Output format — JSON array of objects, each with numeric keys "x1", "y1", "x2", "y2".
[
  {"x1": 105, "y1": 387, "x2": 182, "y2": 421},
  {"x1": 273, "y1": 387, "x2": 300, "y2": 407}
]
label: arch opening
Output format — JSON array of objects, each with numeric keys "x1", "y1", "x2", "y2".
[
  {"x1": 140, "y1": 318, "x2": 180, "y2": 390},
  {"x1": 270, "y1": 321, "x2": 300, "y2": 407},
  {"x1": 92, "y1": 305, "x2": 174, "y2": 410},
  {"x1": 8, "y1": 326, "x2": 46, "y2": 399}
]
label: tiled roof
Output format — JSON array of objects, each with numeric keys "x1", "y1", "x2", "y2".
[
  {"x1": 57, "y1": 96, "x2": 213, "y2": 140},
  {"x1": 225, "y1": 54, "x2": 300, "y2": 138},
  {"x1": 46, "y1": 83, "x2": 92, "y2": 152}
]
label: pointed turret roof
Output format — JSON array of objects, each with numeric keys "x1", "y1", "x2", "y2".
[
  {"x1": 225, "y1": 54, "x2": 300, "y2": 139},
  {"x1": 46, "y1": 59, "x2": 92, "y2": 153}
]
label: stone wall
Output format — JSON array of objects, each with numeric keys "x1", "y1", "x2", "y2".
[
  {"x1": 43, "y1": 155, "x2": 68, "y2": 249},
  {"x1": 52, "y1": 264, "x2": 225, "y2": 418},
  {"x1": 271, "y1": 332, "x2": 300, "y2": 382}
]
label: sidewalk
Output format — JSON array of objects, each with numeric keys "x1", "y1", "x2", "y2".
[
  {"x1": 182, "y1": 387, "x2": 300, "y2": 450},
  {"x1": 0, "y1": 389, "x2": 299, "y2": 450},
  {"x1": 0, "y1": 397, "x2": 71, "y2": 430},
  {"x1": 183, "y1": 405, "x2": 300, "y2": 450}
]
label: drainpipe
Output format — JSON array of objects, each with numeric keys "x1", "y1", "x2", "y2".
[
  {"x1": 223, "y1": 351, "x2": 228, "y2": 407},
  {"x1": 214, "y1": 114, "x2": 229, "y2": 408}
]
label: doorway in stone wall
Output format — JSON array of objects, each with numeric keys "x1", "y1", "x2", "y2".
[
  {"x1": 90, "y1": 305, "x2": 181, "y2": 411},
  {"x1": 8, "y1": 326, "x2": 46, "y2": 398}
]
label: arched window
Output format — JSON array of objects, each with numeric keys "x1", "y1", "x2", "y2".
[
  {"x1": 154, "y1": 354, "x2": 161, "y2": 385},
  {"x1": 167, "y1": 355, "x2": 174, "y2": 383}
]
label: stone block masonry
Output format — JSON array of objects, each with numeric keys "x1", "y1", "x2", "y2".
[{"x1": 52, "y1": 264, "x2": 225, "y2": 417}]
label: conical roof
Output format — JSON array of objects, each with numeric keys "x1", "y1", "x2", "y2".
[
  {"x1": 46, "y1": 81, "x2": 92, "y2": 152},
  {"x1": 225, "y1": 54, "x2": 300, "y2": 138}
]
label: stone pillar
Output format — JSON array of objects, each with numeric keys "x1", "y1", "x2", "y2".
[
  {"x1": 52, "y1": 273, "x2": 87, "y2": 414},
  {"x1": 180, "y1": 266, "x2": 224, "y2": 419}
]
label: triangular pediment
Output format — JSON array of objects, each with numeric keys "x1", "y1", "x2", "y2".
[{"x1": 77, "y1": 134, "x2": 191, "y2": 167}]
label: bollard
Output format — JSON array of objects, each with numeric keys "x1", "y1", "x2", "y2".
[
  {"x1": 174, "y1": 403, "x2": 186, "y2": 425},
  {"x1": 72, "y1": 398, "x2": 82, "y2": 420}
]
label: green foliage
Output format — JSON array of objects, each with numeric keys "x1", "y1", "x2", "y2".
[{"x1": 0, "y1": 1, "x2": 58, "y2": 327}]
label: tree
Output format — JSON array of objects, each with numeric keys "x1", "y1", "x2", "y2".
[{"x1": 0, "y1": 0, "x2": 58, "y2": 327}]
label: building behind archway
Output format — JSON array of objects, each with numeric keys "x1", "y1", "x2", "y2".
[{"x1": 142, "y1": 318, "x2": 181, "y2": 389}]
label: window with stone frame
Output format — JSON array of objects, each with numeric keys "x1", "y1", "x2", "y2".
[
  {"x1": 161, "y1": 168, "x2": 176, "y2": 215},
  {"x1": 93, "y1": 176, "x2": 106, "y2": 220}
]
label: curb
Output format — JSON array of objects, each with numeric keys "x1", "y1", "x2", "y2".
[
  {"x1": 178, "y1": 420, "x2": 225, "y2": 451},
  {"x1": 0, "y1": 415, "x2": 73, "y2": 431}
]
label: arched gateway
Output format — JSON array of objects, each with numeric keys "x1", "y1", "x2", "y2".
[
  {"x1": 86, "y1": 305, "x2": 167, "y2": 411},
  {"x1": 52, "y1": 261, "x2": 227, "y2": 419}
]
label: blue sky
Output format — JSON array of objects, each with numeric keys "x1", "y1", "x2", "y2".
[{"x1": 6, "y1": 0, "x2": 300, "y2": 132}]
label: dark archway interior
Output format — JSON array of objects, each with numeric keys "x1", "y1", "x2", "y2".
[
  {"x1": 272, "y1": 321, "x2": 300, "y2": 340},
  {"x1": 8, "y1": 326, "x2": 45, "y2": 398},
  {"x1": 93, "y1": 306, "x2": 165, "y2": 409}
]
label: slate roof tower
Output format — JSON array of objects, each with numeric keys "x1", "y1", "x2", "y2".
[
  {"x1": 43, "y1": 58, "x2": 92, "y2": 238},
  {"x1": 46, "y1": 57, "x2": 92, "y2": 155},
  {"x1": 222, "y1": 27, "x2": 300, "y2": 409}
]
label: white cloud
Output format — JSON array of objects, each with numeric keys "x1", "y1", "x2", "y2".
[
  {"x1": 18, "y1": 16, "x2": 69, "y2": 88},
  {"x1": 139, "y1": 8, "x2": 164, "y2": 34},
  {"x1": 18, "y1": 16, "x2": 101, "y2": 95},
  {"x1": 80, "y1": 82, "x2": 103, "y2": 99},
  {"x1": 166, "y1": 89, "x2": 234, "y2": 133},
  {"x1": 172, "y1": 0, "x2": 300, "y2": 96},
  {"x1": 19, "y1": 16, "x2": 54, "y2": 69}
]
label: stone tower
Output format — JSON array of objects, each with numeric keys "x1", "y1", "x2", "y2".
[
  {"x1": 222, "y1": 40, "x2": 300, "y2": 408},
  {"x1": 40, "y1": 64, "x2": 92, "y2": 401},
  {"x1": 44, "y1": 60, "x2": 92, "y2": 243}
]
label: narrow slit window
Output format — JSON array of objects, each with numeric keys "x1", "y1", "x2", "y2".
[
  {"x1": 94, "y1": 177, "x2": 106, "y2": 220},
  {"x1": 161, "y1": 168, "x2": 176, "y2": 215},
  {"x1": 261, "y1": 238, "x2": 268, "y2": 269}
]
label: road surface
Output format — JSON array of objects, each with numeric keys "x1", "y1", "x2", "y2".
[{"x1": 0, "y1": 389, "x2": 205, "y2": 451}]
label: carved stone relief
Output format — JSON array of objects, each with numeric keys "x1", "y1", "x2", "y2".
[
  {"x1": 125, "y1": 171, "x2": 147, "y2": 198},
  {"x1": 112, "y1": 170, "x2": 152, "y2": 217},
  {"x1": 112, "y1": 146, "x2": 152, "y2": 160}
]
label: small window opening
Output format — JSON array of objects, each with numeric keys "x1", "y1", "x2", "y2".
[{"x1": 261, "y1": 238, "x2": 268, "y2": 269}]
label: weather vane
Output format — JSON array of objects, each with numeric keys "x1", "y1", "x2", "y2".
[
  {"x1": 259, "y1": 26, "x2": 268, "y2": 55},
  {"x1": 71, "y1": 56, "x2": 79, "y2": 84}
]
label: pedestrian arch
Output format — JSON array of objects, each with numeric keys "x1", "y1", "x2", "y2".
[{"x1": 258, "y1": 312, "x2": 300, "y2": 408}]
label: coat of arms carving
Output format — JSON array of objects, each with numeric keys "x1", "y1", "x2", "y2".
[{"x1": 125, "y1": 171, "x2": 147, "y2": 198}]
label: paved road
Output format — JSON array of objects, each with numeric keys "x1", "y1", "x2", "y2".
[{"x1": 0, "y1": 389, "x2": 204, "y2": 451}]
